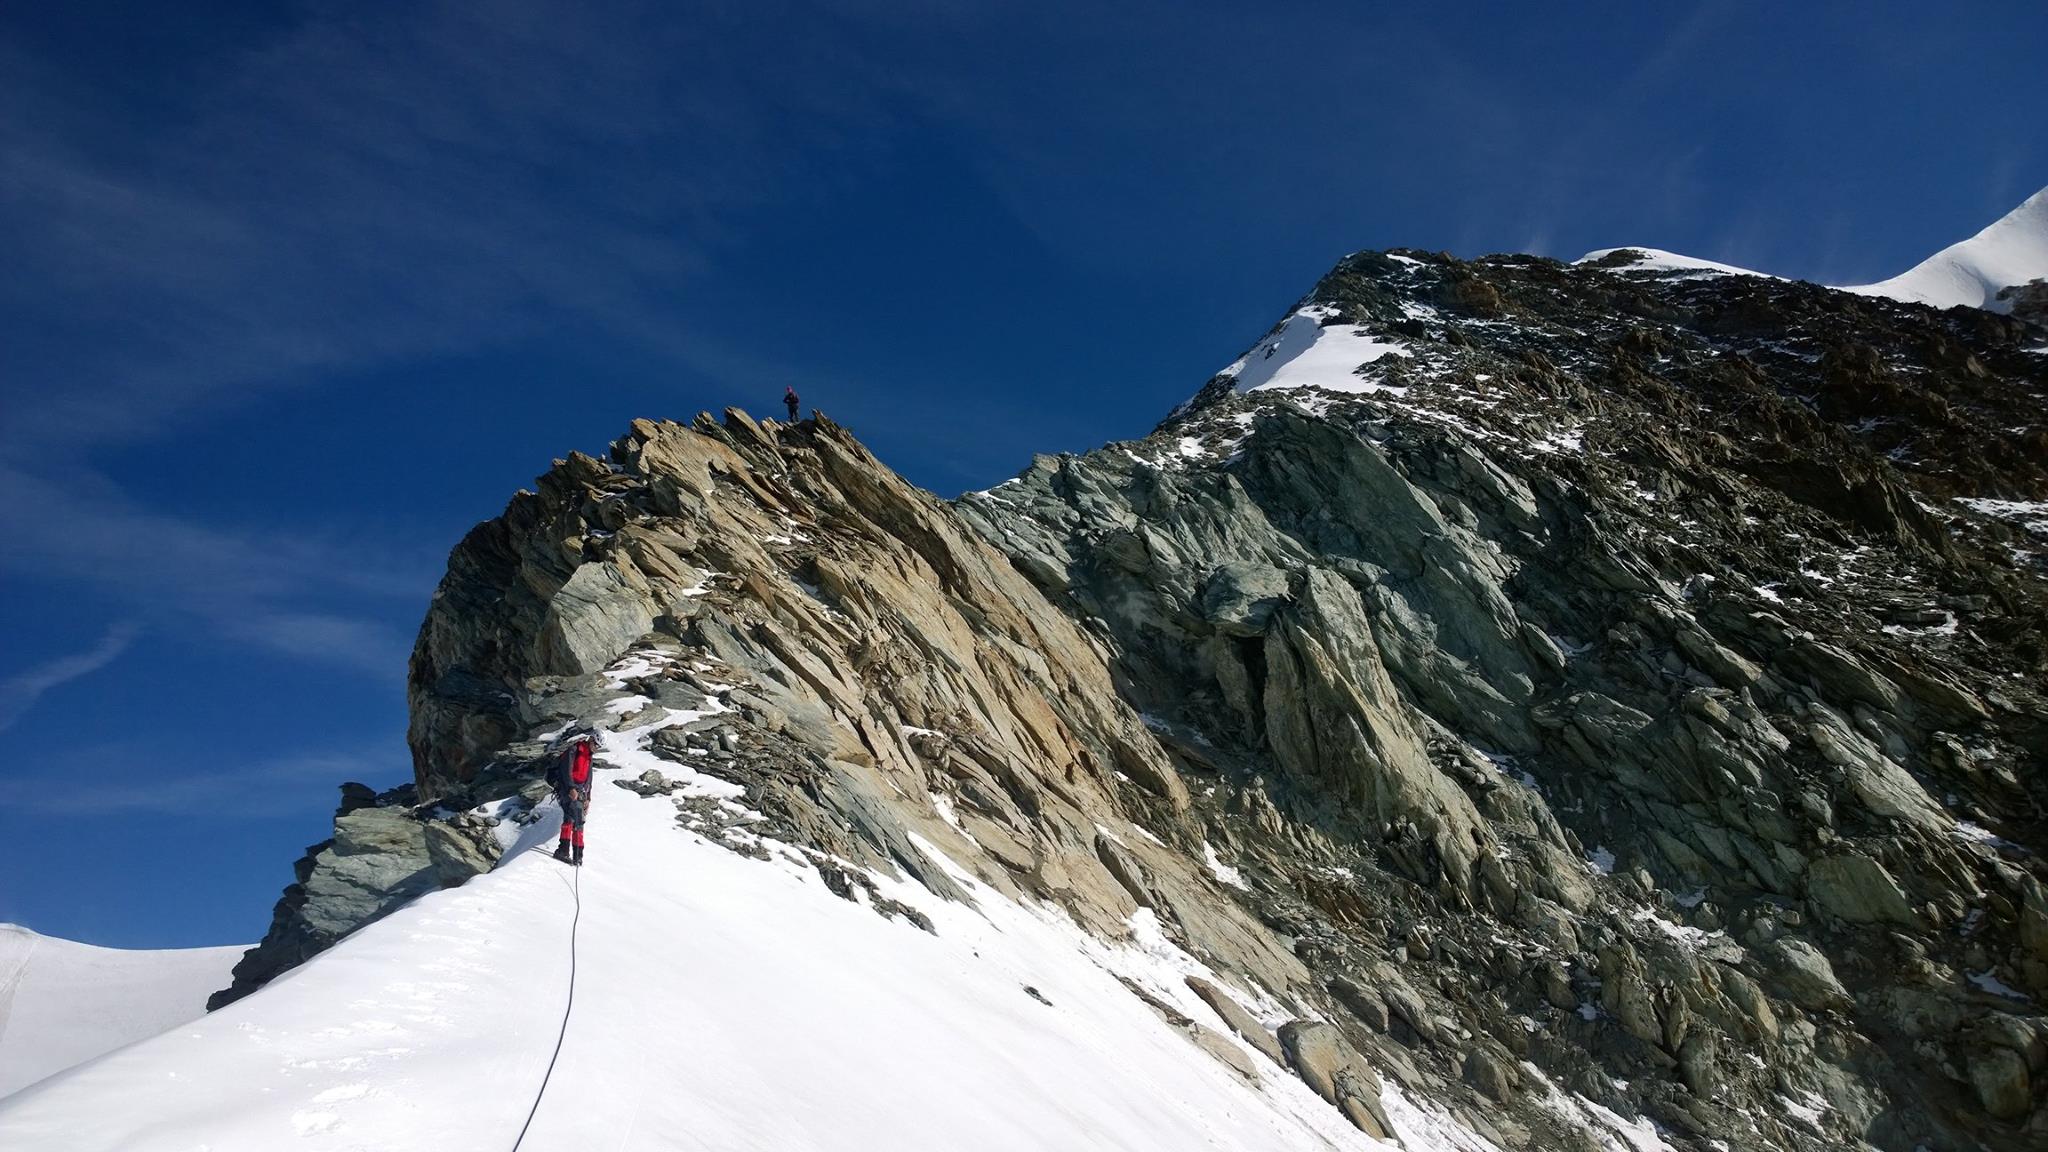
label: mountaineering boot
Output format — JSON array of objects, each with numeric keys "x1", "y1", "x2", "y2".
[
  {"x1": 553, "y1": 842, "x2": 573, "y2": 863},
  {"x1": 572, "y1": 843, "x2": 584, "y2": 867}
]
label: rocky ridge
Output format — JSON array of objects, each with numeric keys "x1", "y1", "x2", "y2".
[{"x1": 216, "y1": 242, "x2": 2047, "y2": 1151}]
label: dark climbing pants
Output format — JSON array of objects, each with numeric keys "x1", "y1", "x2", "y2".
[{"x1": 558, "y1": 795, "x2": 586, "y2": 848}]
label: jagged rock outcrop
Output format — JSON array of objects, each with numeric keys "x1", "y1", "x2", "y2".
[
  {"x1": 210, "y1": 783, "x2": 445, "y2": 1008},
  {"x1": 218, "y1": 244, "x2": 2047, "y2": 1150},
  {"x1": 954, "y1": 249, "x2": 2048, "y2": 1150}
]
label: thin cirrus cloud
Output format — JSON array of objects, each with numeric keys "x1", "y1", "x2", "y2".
[
  {"x1": 0, "y1": 622, "x2": 140, "y2": 733},
  {"x1": 20, "y1": 745, "x2": 390, "y2": 818},
  {"x1": 0, "y1": 0, "x2": 890, "y2": 458},
  {"x1": 0, "y1": 3, "x2": 895, "y2": 690},
  {"x1": 0, "y1": 463, "x2": 429, "y2": 677}
]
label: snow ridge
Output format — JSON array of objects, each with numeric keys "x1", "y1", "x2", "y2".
[
  {"x1": 1574, "y1": 247, "x2": 1777, "y2": 281},
  {"x1": 0, "y1": 926, "x2": 243, "y2": 1099},
  {"x1": 1842, "y1": 186, "x2": 2048, "y2": 312},
  {"x1": 1576, "y1": 184, "x2": 2048, "y2": 312},
  {"x1": 0, "y1": 660, "x2": 1497, "y2": 1151}
]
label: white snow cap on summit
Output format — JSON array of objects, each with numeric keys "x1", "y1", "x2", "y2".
[
  {"x1": 1577, "y1": 184, "x2": 2048, "y2": 312},
  {"x1": 1575, "y1": 247, "x2": 1777, "y2": 281},
  {"x1": 1840, "y1": 186, "x2": 2048, "y2": 312}
]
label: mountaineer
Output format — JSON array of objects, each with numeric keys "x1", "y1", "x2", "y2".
[{"x1": 548, "y1": 732, "x2": 594, "y2": 866}]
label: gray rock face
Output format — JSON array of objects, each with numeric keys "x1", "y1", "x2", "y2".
[
  {"x1": 1464, "y1": 1046, "x2": 1518, "y2": 1103},
  {"x1": 1201, "y1": 561, "x2": 1292, "y2": 636},
  {"x1": 539, "y1": 562, "x2": 659, "y2": 675},
  {"x1": 955, "y1": 250, "x2": 2048, "y2": 1147},
  {"x1": 1328, "y1": 974, "x2": 1391, "y2": 1032}
]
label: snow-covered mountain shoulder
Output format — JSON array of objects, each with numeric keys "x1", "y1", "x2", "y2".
[
  {"x1": 0, "y1": 925, "x2": 243, "y2": 1099},
  {"x1": 1573, "y1": 247, "x2": 1778, "y2": 280},
  {"x1": 1574, "y1": 184, "x2": 2048, "y2": 311},
  {"x1": 1841, "y1": 186, "x2": 2048, "y2": 312}
]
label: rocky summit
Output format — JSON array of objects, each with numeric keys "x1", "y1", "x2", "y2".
[{"x1": 209, "y1": 235, "x2": 2047, "y2": 1150}]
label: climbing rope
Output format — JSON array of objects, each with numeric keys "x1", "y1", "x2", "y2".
[{"x1": 510, "y1": 845, "x2": 581, "y2": 1152}]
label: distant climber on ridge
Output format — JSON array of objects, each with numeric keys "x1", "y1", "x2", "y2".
[
  {"x1": 784, "y1": 386, "x2": 801, "y2": 422},
  {"x1": 548, "y1": 732, "x2": 594, "y2": 866}
]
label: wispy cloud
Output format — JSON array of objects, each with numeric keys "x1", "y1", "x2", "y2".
[
  {"x1": 0, "y1": 464, "x2": 427, "y2": 676},
  {"x1": 0, "y1": 0, "x2": 888, "y2": 457},
  {"x1": 0, "y1": 2, "x2": 897, "y2": 683},
  {"x1": 20, "y1": 746, "x2": 390, "y2": 818},
  {"x1": 0, "y1": 623, "x2": 140, "y2": 732}
]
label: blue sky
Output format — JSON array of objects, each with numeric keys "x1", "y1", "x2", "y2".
[{"x1": 3, "y1": 1, "x2": 2044, "y2": 949}]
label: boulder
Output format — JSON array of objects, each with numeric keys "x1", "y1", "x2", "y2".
[
  {"x1": 1201, "y1": 562, "x2": 1292, "y2": 636},
  {"x1": 1970, "y1": 1046, "x2": 2032, "y2": 1121},
  {"x1": 422, "y1": 817, "x2": 501, "y2": 886},
  {"x1": 1764, "y1": 937, "x2": 1853, "y2": 1011},
  {"x1": 1463, "y1": 1046, "x2": 1517, "y2": 1103},
  {"x1": 1185, "y1": 976, "x2": 1285, "y2": 1066},
  {"x1": 1277, "y1": 1020, "x2": 1367, "y2": 1099},
  {"x1": 1676, "y1": 1032, "x2": 1720, "y2": 1097},
  {"x1": 537, "y1": 562, "x2": 658, "y2": 676},
  {"x1": 1189, "y1": 1024, "x2": 1262, "y2": 1082},
  {"x1": 1806, "y1": 853, "x2": 1919, "y2": 926},
  {"x1": 1334, "y1": 1071, "x2": 1393, "y2": 1140},
  {"x1": 1277, "y1": 1020, "x2": 1393, "y2": 1139},
  {"x1": 1328, "y1": 975, "x2": 1390, "y2": 1032},
  {"x1": 1528, "y1": 959, "x2": 1573, "y2": 1011}
]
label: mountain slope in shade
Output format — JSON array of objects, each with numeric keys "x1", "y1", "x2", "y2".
[
  {"x1": 1577, "y1": 184, "x2": 2048, "y2": 311},
  {"x1": 1842, "y1": 187, "x2": 2048, "y2": 311},
  {"x1": 0, "y1": 925, "x2": 243, "y2": 1098}
]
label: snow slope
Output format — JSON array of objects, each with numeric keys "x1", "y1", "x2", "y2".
[
  {"x1": 0, "y1": 702, "x2": 1499, "y2": 1152},
  {"x1": 1221, "y1": 307, "x2": 1413, "y2": 395},
  {"x1": 0, "y1": 925, "x2": 243, "y2": 1099},
  {"x1": 1842, "y1": 186, "x2": 2048, "y2": 311}
]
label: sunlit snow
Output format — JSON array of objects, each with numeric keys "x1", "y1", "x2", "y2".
[
  {"x1": 1221, "y1": 308, "x2": 1412, "y2": 395},
  {"x1": 0, "y1": 927, "x2": 244, "y2": 1098},
  {"x1": 1574, "y1": 248, "x2": 1777, "y2": 281},
  {"x1": 0, "y1": 705, "x2": 1513, "y2": 1151},
  {"x1": 1580, "y1": 185, "x2": 2048, "y2": 313},
  {"x1": 1842, "y1": 187, "x2": 2048, "y2": 312}
]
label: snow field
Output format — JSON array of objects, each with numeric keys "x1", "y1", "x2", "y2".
[
  {"x1": 0, "y1": 926, "x2": 245, "y2": 1098},
  {"x1": 1222, "y1": 308, "x2": 1412, "y2": 396},
  {"x1": 0, "y1": 688, "x2": 1509, "y2": 1151}
]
